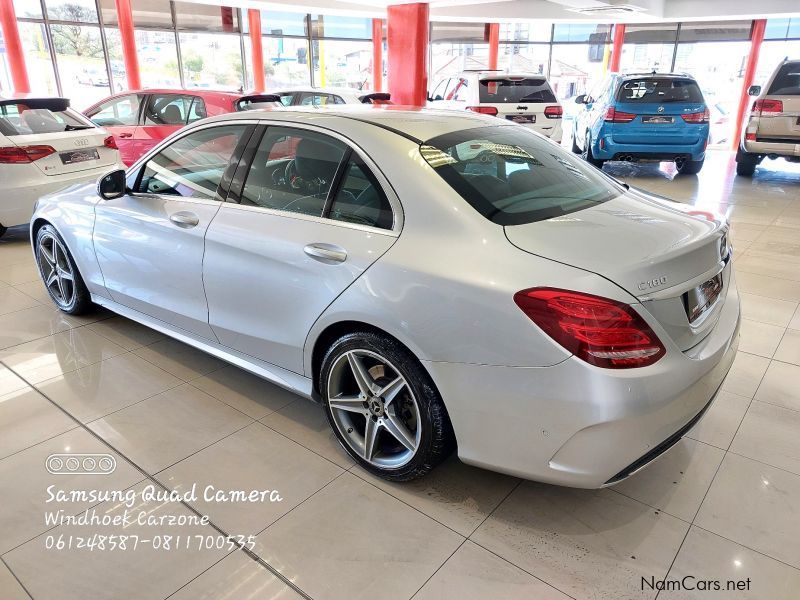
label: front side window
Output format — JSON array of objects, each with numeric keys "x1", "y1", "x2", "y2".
[
  {"x1": 329, "y1": 157, "x2": 393, "y2": 229},
  {"x1": 187, "y1": 97, "x2": 207, "y2": 123},
  {"x1": 239, "y1": 127, "x2": 347, "y2": 217},
  {"x1": 88, "y1": 94, "x2": 142, "y2": 127},
  {"x1": 144, "y1": 94, "x2": 191, "y2": 126},
  {"x1": 479, "y1": 78, "x2": 556, "y2": 103},
  {"x1": 767, "y1": 62, "x2": 800, "y2": 95},
  {"x1": 430, "y1": 80, "x2": 446, "y2": 101},
  {"x1": 421, "y1": 126, "x2": 622, "y2": 226},
  {"x1": 617, "y1": 78, "x2": 704, "y2": 103},
  {"x1": 137, "y1": 125, "x2": 247, "y2": 198}
]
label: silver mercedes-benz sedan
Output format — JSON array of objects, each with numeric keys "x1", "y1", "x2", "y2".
[{"x1": 30, "y1": 106, "x2": 740, "y2": 487}]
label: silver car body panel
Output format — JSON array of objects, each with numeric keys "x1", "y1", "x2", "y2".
[{"x1": 31, "y1": 106, "x2": 740, "y2": 487}]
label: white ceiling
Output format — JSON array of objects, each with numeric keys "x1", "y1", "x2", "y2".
[{"x1": 182, "y1": 0, "x2": 800, "y2": 23}]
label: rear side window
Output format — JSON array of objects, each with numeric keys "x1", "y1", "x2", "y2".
[
  {"x1": 617, "y1": 78, "x2": 703, "y2": 103},
  {"x1": 420, "y1": 126, "x2": 621, "y2": 226},
  {"x1": 479, "y1": 78, "x2": 556, "y2": 103},
  {"x1": 88, "y1": 94, "x2": 142, "y2": 127},
  {"x1": 187, "y1": 97, "x2": 207, "y2": 123},
  {"x1": 329, "y1": 157, "x2": 393, "y2": 230},
  {"x1": 767, "y1": 63, "x2": 800, "y2": 96},
  {"x1": 144, "y1": 94, "x2": 191, "y2": 126},
  {"x1": 0, "y1": 101, "x2": 93, "y2": 136}
]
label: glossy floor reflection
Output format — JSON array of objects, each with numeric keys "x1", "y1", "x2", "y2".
[{"x1": 1, "y1": 150, "x2": 800, "y2": 599}]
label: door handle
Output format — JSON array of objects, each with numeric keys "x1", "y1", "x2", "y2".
[
  {"x1": 169, "y1": 211, "x2": 199, "y2": 228},
  {"x1": 118, "y1": 133, "x2": 133, "y2": 138},
  {"x1": 304, "y1": 243, "x2": 347, "y2": 263}
]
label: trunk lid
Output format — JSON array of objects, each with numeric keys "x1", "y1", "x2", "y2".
[
  {"x1": 477, "y1": 76, "x2": 562, "y2": 138},
  {"x1": 505, "y1": 190, "x2": 730, "y2": 351},
  {"x1": 9, "y1": 129, "x2": 118, "y2": 176},
  {"x1": 610, "y1": 101, "x2": 707, "y2": 145}
]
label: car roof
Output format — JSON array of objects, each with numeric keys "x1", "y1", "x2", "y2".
[
  {"x1": 207, "y1": 105, "x2": 501, "y2": 142},
  {"x1": 619, "y1": 72, "x2": 697, "y2": 81},
  {"x1": 270, "y1": 86, "x2": 363, "y2": 96}
]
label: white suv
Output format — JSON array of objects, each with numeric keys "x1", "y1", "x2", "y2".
[
  {"x1": 737, "y1": 58, "x2": 800, "y2": 176},
  {"x1": 428, "y1": 71, "x2": 563, "y2": 142}
]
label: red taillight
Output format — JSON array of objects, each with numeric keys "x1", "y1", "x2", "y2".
[
  {"x1": 753, "y1": 99, "x2": 783, "y2": 114},
  {"x1": 605, "y1": 107, "x2": 636, "y2": 123},
  {"x1": 0, "y1": 145, "x2": 56, "y2": 164},
  {"x1": 745, "y1": 132, "x2": 756, "y2": 141},
  {"x1": 513, "y1": 287, "x2": 666, "y2": 369},
  {"x1": 104, "y1": 135, "x2": 118, "y2": 149},
  {"x1": 544, "y1": 105, "x2": 562, "y2": 119},
  {"x1": 466, "y1": 106, "x2": 498, "y2": 116},
  {"x1": 681, "y1": 108, "x2": 710, "y2": 124}
]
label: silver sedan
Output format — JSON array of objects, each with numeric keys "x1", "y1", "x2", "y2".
[{"x1": 30, "y1": 107, "x2": 740, "y2": 487}]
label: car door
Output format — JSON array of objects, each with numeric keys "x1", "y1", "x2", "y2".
[
  {"x1": 576, "y1": 76, "x2": 612, "y2": 148},
  {"x1": 203, "y1": 124, "x2": 400, "y2": 374},
  {"x1": 136, "y1": 93, "x2": 194, "y2": 159},
  {"x1": 85, "y1": 93, "x2": 144, "y2": 165},
  {"x1": 93, "y1": 122, "x2": 252, "y2": 339}
]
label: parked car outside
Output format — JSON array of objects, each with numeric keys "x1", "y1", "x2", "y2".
[
  {"x1": 0, "y1": 96, "x2": 124, "y2": 237},
  {"x1": 83, "y1": 90, "x2": 278, "y2": 165},
  {"x1": 428, "y1": 71, "x2": 564, "y2": 142},
  {"x1": 30, "y1": 106, "x2": 739, "y2": 487},
  {"x1": 572, "y1": 72, "x2": 710, "y2": 174},
  {"x1": 736, "y1": 58, "x2": 800, "y2": 176}
]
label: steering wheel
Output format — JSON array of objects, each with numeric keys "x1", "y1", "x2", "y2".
[{"x1": 285, "y1": 159, "x2": 302, "y2": 189}]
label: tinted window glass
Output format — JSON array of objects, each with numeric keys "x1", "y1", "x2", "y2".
[
  {"x1": 137, "y1": 125, "x2": 246, "y2": 198},
  {"x1": 767, "y1": 63, "x2": 800, "y2": 96},
  {"x1": 329, "y1": 157, "x2": 393, "y2": 229},
  {"x1": 187, "y1": 97, "x2": 207, "y2": 123},
  {"x1": 0, "y1": 103, "x2": 93, "y2": 136},
  {"x1": 421, "y1": 126, "x2": 621, "y2": 226},
  {"x1": 430, "y1": 80, "x2": 446, "y2": 101},
  {"x1": 89, "y1": 94, "x2": 142, "y2": 126},
  {"x1": 144, "y1": 94, "x2": 191, "y2": 125},
  {"x1": 240, "y1": 127, "x2": 347, "y2": 217},
  {"x1": 300, "y1": 93, "x2": 343, "y2": 106},
  {"x1": 479, "y1": 78, "x2": 556, "y2": 103},
  {"x1": 617, "y1": 78, "x2": 703, "y2": 103}
]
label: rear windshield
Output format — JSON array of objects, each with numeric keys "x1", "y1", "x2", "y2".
[
  {"x1": 767, "y1": 63, "x2": 800, "y2": 96},
  {"x1": 421, "y1": 126, "x2": 621, "y2": 226},
  {"x1": 479, "y1": 78, "x2": 556, "y2": 103},
  {"x1": 0, "y1": 101, "x2": 93, "y2": 136},
  {"x1": 617, "y1": 78, "x2": 704, "y2": 103}
]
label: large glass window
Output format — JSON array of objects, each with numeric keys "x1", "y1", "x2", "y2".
[
  {"x1": 138, "y1": 125, "x2": 247, "y2": 199},
  {"x1": 677, "y1": 21, "x2": 753, "y2": 43},
  {"x1": 312, "y1": 39, "x2": 372, "y2": 88},
  {"x1": 500, "y1": 23, "x2": 552, "y2": 43},
  {"x1": 552, "y1": 24, "x2": 611, "y2": 44},
  {"x1": 175, "y1": 2, "x2": 240, "y2": 33},
  {"x1": 105, "y1": 28, "x2": 181, "y2": 90},
  {"x1": 498, "y1": 44, "x2": 550, "y2": 76},
  {"x1": 51, "y1": 24, "x2": 110, "y2": 109},
  {"x1": 255, "y1": 11, "x2": 307, "y2": 37},
  {"x1": 619, "y1": 43, "x2": 675, "y2": 73},
  {"x1": 98, "y1": 0, "x2": 173, "y2": 28},
  {"x1": 18, "y1": 22, "x2": 58, "y2": 95},
  {"x1": 431, "y1": 43, "x2": 490, "y2": 81},
  {"x1": 178, "y1": 33, "x2": 243, "y2": 90},
  {"x1": 310, "y1": 15, "x2": 370, "y2": 39},
  {"x1": 245, "y1": 36, "x2": 311, "y2": 89},
  {"x1": 764, "y1": 18, "x2": 800, "y2": 40},
  {"x1": 46, "y1": 0, "x2": 99, "y2": 23},
  {"x1": 756, "y1": 41, "x2": 800, "y2": 88},
  {"x1": 549, "y1": 43, "x2": 604, "y2": 101}
]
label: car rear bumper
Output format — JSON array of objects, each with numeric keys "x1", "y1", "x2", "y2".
[
  {"x1": 0, "y1": 162, "x2": 124, "y2": 228},
  {"x1": 595, "y1": 137, "x2": 707, "y2": 161},
  {"x1": 742, "y1": 138, "x2": 800, "y2": 157},
  {"x1": 423, "y1": 270, "x2": 740, "y2": 488}
]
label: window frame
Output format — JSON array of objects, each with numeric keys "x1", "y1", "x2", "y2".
[
  {"x1": 142, "y1": 93, "x2": 195, "y2": 127},
  {"x1": 222, "y1": 121, "x2": 401, "y2": 234},
  {"x1": 86, "y1": 93, "x2": 146, "y2": 127}
]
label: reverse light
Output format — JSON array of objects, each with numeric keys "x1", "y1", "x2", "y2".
[
  {"x1": 544, "y1": 105, "x2": 563, "y2": 119},
  {"x1": 513, "y1": 288, "x2": 666, "y2": 369},
  {"x1": 681, "y1": 108, "x2": 710, "y2": 124},
  {"x1": 604, "y1": 107, "x2": 636, "y2": 123},
  {"x1": 753, "y1": 99, "x2": 783, "y2": 115},
  {"x1": 467, "y1": 106, "x2": 498, "y2": 116},
  {"x1": 104, "y1": 135, "x2": 118, "y2": 149},
  {"x1": 0, "y1": 145, "x2": 56, "y2": 163}
]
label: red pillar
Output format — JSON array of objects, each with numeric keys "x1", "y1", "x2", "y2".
[
  {"x1": 371, "y1": 18, "x2": 383, "y2": 92},
  {"x1": 609, "y1": 23, "x2": 625, "y2": 72},
  {"x1": 387, "y1": 3, "x2": 429, "y2": 106},
  {"x1": 0, "y1": 0, "x2": 30, "y2": 93},
  {"x1": 732, "y1": 19, "x2": 766, "y2": 151},
  {"x1": 488, "y1": 23, "x2": 499, "y2": 70},
  {"x1": 115, "y1": 0, "x2": 140, "y2": 89},
  {"x1": 248, "y1": 10, "x2": 265, "y2": 92}
]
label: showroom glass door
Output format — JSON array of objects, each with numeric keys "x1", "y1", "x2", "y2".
[
  {"x1": 93, "y1": 123, "x2": 251, "y2": 339},
  {"x1": 204, "y1": 125, "x2": 399, "y2": 375}
]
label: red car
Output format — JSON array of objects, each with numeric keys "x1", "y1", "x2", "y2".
[{"x1": 83, "y1": 90, "x2": 276, "y2": 165}]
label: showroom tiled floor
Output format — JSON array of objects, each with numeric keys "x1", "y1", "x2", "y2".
[{"x1": 1, "y1": 150, "x2": 800, "y2": 600}]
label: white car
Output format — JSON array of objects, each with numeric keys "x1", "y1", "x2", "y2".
[
  {"x1": 428, "y1": 71, "x2": 563, "y2": 142},
  {"x1": 270, "y1": 87, "x2": 390, "y2": 107},
  {"x1": 0, "y1": 96, "x2": 124, "y2": 236}
]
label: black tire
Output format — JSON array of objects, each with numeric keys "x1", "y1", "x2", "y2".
[
  {"x1": 677, "y1": 158, "x2": 704, "y2": 175},
  {"x1": 581, "y1": 132, "x2": 605, "y2": 168},
  {"x1": 0, "y1": 224, "x2": 6, "y2": 239},
  {"x1": 735, "y1": 149, "x2": 758, "y2": 177},
  {"x1": 570, "y1": 127, "x2": 581, "y2": 153},
  {"x1": 320, "y1": 331, "x2": 455, "y2": 482},
  {"x1": 34, "y1": 224, "x2": 93, "y2": 315}
]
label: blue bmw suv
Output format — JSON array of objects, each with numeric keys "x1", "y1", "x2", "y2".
[{"x1": 571, "y1": 72, "x2": 710, "y2": 174}]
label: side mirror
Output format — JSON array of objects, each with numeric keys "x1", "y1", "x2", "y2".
[
  {"x1": 97, "y1": 169, "x2": 127, "y2": 200},
  {"x1": 575, "y1": 94, "x2": 588, "y2": 104},
  {"x1": 748, "y1": 85, "x2": 761, "y2": 96}
]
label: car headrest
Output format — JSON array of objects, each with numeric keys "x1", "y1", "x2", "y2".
[
  {"x1": 162, "y1": 105, "x2": 183, "y2": 125},
  {"x1": 295, "y1": 137, "x2": 341, "y2": 182},
  {"x1": 507, "y1": 169, "x2": 538, "y2": 196}
]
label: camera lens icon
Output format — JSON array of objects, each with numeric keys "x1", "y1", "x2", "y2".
[{"x1": 46, "y1": 453, "x2": 116, "y2": 475}]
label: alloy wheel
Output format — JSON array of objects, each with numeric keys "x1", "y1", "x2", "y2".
[
  {"x1": 326, "y1": 349, "x2": 421, "y2": 469},
  {"x1": 37, "y1": 232, "x2": 76, "y2": 308}
]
